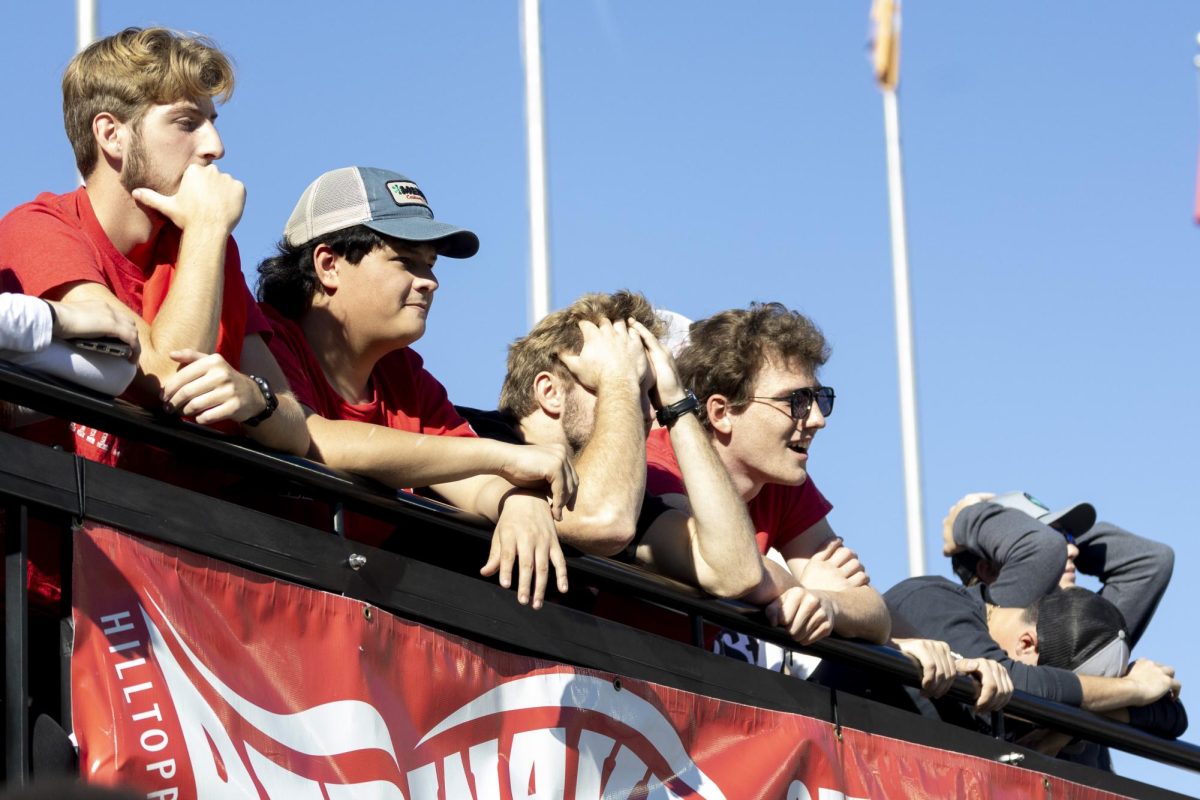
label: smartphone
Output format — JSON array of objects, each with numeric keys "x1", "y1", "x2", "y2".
[{"x1": 71, "y1": 337, "x2": 134, "y2": 359}]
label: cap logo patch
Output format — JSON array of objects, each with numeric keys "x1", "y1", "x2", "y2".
[{"x1": 386, "y1": 181, "x2": 430, "y2": 208}]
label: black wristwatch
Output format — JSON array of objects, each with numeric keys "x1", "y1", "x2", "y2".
[
  {"x1": 243, "y1": 374, "x2": 278, "y2": 427},
  {"x1": 655, "y1": 389, "x2": 700, "y2": 427}
]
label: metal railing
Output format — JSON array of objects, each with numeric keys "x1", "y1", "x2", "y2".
[{"x1": 1, "y1": 358, "x2": 1197, "y2": 798}]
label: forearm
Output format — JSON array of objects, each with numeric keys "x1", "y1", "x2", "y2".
[
  {"x1": 1077, "y1": 523, "x2": 1173, "y2": 647},
  {"x1": 145, "y1": 227, "x2": 231, "y2": 358},
  {"x1": 668, "y1": 414, "x2": 762, "y2": 597},
  {"x1": 742, "y1": 556, "x2": 797, "y2": 605},
  {"x1": 307, "y1": 416, "x2": 513, "y2": 488},
  {"x1": 241, "y1": 393, "x2": 309, "y2": 455},
  {"x1": 1079, "y1": 675, "x2": 1155, "y2": 713},
  {"x1": 431, "y1": 473, "x2": 515, "y2": 522},
  {"x1": 814, "y1": 585, "x2": 891, "y2": 643},
  {"x1": 955, "y1": 503, "x2": 1064, "y2": 607},
  {"x1": 553, "y1": 375, "x2": 645, "y2": 553}
]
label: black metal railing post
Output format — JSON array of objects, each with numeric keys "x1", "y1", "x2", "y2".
[{"x1": 5, "y1": 500, "x2": 30, "y2": 785}]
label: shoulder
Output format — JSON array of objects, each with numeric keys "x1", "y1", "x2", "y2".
[{"x1": 884, "y1": 575, "x2": 969, "y2": 607}]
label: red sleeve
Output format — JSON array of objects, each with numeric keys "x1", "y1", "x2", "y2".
[
  {"x1": 262, "y1": 307, "x2": 322, "y2": 413},
  {"x1": 645, "y1": 427, "x2": 686, "y2": 496},
  {"x1": 237, "y1": 263, "x2": 271, "y2": 342},
  {"x1": 0, "y1": 201, "x2": 105, "y2": 299},
  {"x1": 406, "y1": 350, "x2": 475, "y2": 438},
  {"x1": 754, "y1": 478, "x2": 834, "y2": 552}
]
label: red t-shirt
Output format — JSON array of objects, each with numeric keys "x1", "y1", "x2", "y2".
[
  {"x1": 263, "y1": 305, "x2": 475, "y2": 544},
  {"x1": 645, "y1": 427, "x2": 832, "y2": 554},
  {"x1": 0, "y1": 187, "x2": 270, "y2": 464},
  {"x1": 0, "y1": 187, "x2": 269, "y2": 607}
]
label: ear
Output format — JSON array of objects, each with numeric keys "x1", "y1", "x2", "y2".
[
  {"x1": 312, "y1": 244, "x2": 341, "y2": 292},
  {"x1": 1015, "y1": 628, "x2": 1039, "y2": 662},
  {"x1": 705, "y1": 393, "x2": 734, "y2": 435},
  {"x1": 92, "y1": 112, "x2": 126, "y2": 166},
  {"x1": 532, "y1": 371, "x2": 566, "y2": 417}
]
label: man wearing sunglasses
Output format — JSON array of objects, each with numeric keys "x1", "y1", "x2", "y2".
[{"x1": 647, "y1": 302, "x2": 892, "y2": 646}]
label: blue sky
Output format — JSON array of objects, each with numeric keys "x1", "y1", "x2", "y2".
[{"x1": 3, "y1": 1, "x2": 1198, "y2": 793}]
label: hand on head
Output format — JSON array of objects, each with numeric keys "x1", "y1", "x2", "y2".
[
  {"x1": 558, "y1": 318, "x2": 647, "y2": 391},
  {"x1": 628, "y1": 317, "x2": 687, "y2": 408},
  {"x1": 942, "y1": 492, "x2": 996, "y2": 555}
]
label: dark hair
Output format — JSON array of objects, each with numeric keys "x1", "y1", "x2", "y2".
[
  {"x1": 1033, "y1": 588, "x2": 1127, "y2": 671},
  {"x1": 951, "y1": 551, "x2": 982, "y2": 586},
  {"x1": 256, "y1": 225, "x2": 387, "y2": 319},
  {"x1": 676, "y1": 302, "x2": 830, "y2": 430}
]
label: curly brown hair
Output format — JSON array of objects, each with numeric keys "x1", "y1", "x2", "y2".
[
  {"x1": 676, "y1": 302, "x2": 830, "y2": 428},
  {"x1": 63, "y1": 27, "x2": 235, "y2": 177},
  {"x1": 499, "y1": 290, "x2": 664, "y2": 421}
]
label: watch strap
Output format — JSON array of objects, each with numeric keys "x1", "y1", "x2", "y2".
[
  {"x1": 243, "y1": 374, "x2": 278, "y2": 427},
  {"x1": 655, "y1": 389, "x2": 700, "y2": 427}
]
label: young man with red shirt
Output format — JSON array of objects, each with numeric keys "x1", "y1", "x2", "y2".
[
  {"x1": 652, "y1": 305, "x2": 1016, "y2": 704},
  {"x1": 648, "y1": 303, "x2": 891, "y2": 644},
  {"x1": 0, "y1": 27, "x2": 307, "y2": 463},
  {"x1": 256, "y1": 166, "x2": 577, "y2": 608}
]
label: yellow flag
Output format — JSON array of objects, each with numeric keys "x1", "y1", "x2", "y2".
[{"x1": 871, "y1": 0, "x2": 901, "y2": 90}]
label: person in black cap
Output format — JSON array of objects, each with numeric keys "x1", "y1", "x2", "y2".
[
  {"x1": 883, "y1": 575, "x2": 1184, "y2": 752},
  {"x1": 942, "y1": 491, "x2": 1174, "y2": 653},
  {"x1": 256, "y1": 166, "x2": 577, "y2": 609},
  {"x1": 939, "y1": 491, "x2": 1183, "y2": 762}
]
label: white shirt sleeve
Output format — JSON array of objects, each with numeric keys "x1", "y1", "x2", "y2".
[
  {"x1": 0, "y1": 293, "x2": 53, "y2": 353},
  {"x1": 0, "y1": 293, "x2": 136, "y2": 396}
]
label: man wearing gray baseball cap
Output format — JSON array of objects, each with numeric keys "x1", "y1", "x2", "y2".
[{"x1": 256, "y1": 166, "x2": 577, "y2": 608}]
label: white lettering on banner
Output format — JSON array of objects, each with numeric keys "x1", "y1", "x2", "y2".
[
  {"x1": 99, "y1": 608, "x2": 179, "y2": 799},
  {"x1": 417, "y1": 674, "x2": 727, "y2": 800},
  {"x1": 509, "y1": 728, "x2": 567, "y2": 800},
  {"x1": 126, "y1": 592, "x2": 870, "y2": 800},
  {"x1": 101, "y1": 611, "x2": 135, "y2": 636}
]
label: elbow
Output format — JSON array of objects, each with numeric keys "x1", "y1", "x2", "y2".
[
  {"x1": 701, "y1": 559, "x2": 765, "y2": 601},
  {"x1": 566, "y1": 510, "x2": 638, "y2": 557}
]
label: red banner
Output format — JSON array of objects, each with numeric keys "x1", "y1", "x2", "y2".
[{"x1": 71, "y1": 524, "x2": 1129, "y2": 799}]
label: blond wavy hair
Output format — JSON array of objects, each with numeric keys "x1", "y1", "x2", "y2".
[
  {"x1": 63, "y1": 27, "x2": 235, "y2": 176},
  {"x1": 499, "y1": 290, "x2": 664, "y2": 421}
]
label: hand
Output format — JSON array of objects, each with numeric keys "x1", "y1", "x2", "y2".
[
  {"x1": 765, "y1": 585, "x2": 835, "y2": 645},
  {"x1": 1126, "y1": 659, "x2": 1181, "y2": 705},
  {"x1": 132, "y1": 163, "x2": 245, "y2": 234},
  {"x1": 558, "y1": 318, "x2": 647, "y2": 391},
  {"x1": 955, "y1": 657, "x2": 1013, "y2": 712},
  {"x1": 495, "y1": 442, "x2": 578, "y2": 521},
  {"x1": 48, "y1": 300, "x2": 140, "y2": 361},
  {"x1": 893, "y1": 638, "x2": 956, "y2": 698},
  {"x1": 942, "y1": 492, "x2": 996, "y2": 555},
  {"x1": 628, "y1": 317, "x2": 686, "y2": 407},
  {"x1": 480, "y1": 492, "x2": 568, "y2": 609},
  {"x1": 160, "y1": 349, "x2": 265, "y2": 425},
  {"x1": 798, "y1": 537, "x2": 870, "y2": 591}
]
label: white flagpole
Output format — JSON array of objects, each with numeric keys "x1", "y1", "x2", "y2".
[
  {"x1": 76, "y1": 0, "x2": 97, "y2": 186},
  {"x1": 871, "y1": 0, "x2": 925, "y2": 577},
  {"x1": 881, "y1": 87, "x2": 926, "y2": 578},
  {"x1": 520, "y1": 0, "x2": 552, "y2": 327},
  {"x1": 76, "y1": 0, "x2": 97, "y2": 54}
]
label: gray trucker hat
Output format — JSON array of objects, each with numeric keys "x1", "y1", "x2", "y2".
[
  {"x1": 283, "y1": 166, "x2": 479, "y2": 258},
  {"x1": 989, "y1": 491, "x2": 1096, "y2": 537}
]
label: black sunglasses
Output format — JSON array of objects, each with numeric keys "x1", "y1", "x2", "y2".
[{"x1": 748, "y1": 386, "x2": 835, "y2": 421}]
